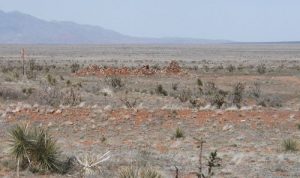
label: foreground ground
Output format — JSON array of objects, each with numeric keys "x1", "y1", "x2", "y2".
[{"x1": 1, "y1": 44, "x2": 300, "y2": 177}]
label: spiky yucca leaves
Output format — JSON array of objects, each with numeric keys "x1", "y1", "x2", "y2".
[
  {"x1": 28, "y1": 128, "x2": 62, "y2": 172},
  {"x1": 9, "y1": 125, "x2": 31, "y2": 163},
  {"x1": 118, "y1": 167, "x2": 163, "y2": 178},
  {"x1": 9, "y1": 124, "x2": 66, "y2": 173}
]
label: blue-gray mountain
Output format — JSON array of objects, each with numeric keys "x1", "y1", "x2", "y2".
[{"x1": 0, "y1": 10, "x2": 230, "y2": 44}]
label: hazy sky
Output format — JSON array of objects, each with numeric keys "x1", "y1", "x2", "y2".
[{"x1": 1, "y1": 0, "x2": 300, "y2": 42}]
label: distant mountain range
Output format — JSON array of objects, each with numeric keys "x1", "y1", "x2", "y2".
[{"x1": 0, "y1": 10, "x2": 231, "y2": 44}]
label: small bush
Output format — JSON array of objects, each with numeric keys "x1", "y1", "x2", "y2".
[
  {"x1": 174, "y1": 128, "x2": 184, "y2": 139},
  {"x1": 257, "y1": 64, "x2": 266, "y2": 74},
  {"x1": 250, "y1": 82, "x2": 261, "y2": 98},
  {"x1": 178, "y1": 89, "x2": 192, "y2": 102},
  {"x1": 155, "y1": 84, "x2": 168, "y2": 96},
  {"x1": 283, "y1": 139, "x2": 298, "y2": 152},
  {"x1": 204, "y1": 82, "x2": 227, "y2": 108},
  {"x1": 197, "y1": 78, "x2": 203, "y2": 87},
  {"x1": 37, "y1": 85, "x2": 62, "y2": 107},
  {"x1": 109, "y1": 77, "x2": 124, "y2": 89},
  {"x1": 297, "y1": 123, "x2": 300, "y2": 130},
  {"x1": 0, "y1": 87, "x2": 26, "y2": 100},
  {"x1": 226, "y1": 64, "x2": 235, "y2": 72},
  {"x1": 47, "y1": 74, "x2": 56, "y2": 86},
  {"x1": 70, "y1": 63, "x2": 80, "y2": 73},
  {"x1": 172, "y1": 83, "x2": 178, "y2": 91},
  {"x1": 232, "y1": 82, "x2": 245, "y2": 108}
]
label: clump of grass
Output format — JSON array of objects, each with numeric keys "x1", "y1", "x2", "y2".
[
  {"x1": 155, "y1": 84, "x2": 168, "y2": 96},
  {"x1": 118, "y1": 167, "x2": 162, "y2": 178},
  {"x1": 109, "y1": 76, "x2": 125, "y2": 89},
  {"x1": 283, "y1": 139, "x2": 298, "y2": 152},
  {"x1": 47, "y1": 74, "x2": 56, "y2": 86},
  {"x1": 297, "y1": 123, "x2": 300, "y2": 130},
  {"x1": 8, "y1": 124, "x2": 71, "y2": 174},
  {"x1": 174, "y1": 128, "x2": 184, "y2": 139}
]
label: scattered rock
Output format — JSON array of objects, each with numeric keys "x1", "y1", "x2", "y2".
[
  {"x1": 104, "y1": 105, "x2": 112, "y2": 112},
  {"x1": 64, "y1": 121, "x2": 73, "y2": 125},
  {"x1": 222, "y1": 124, "x2": 233, "y2": 131}
]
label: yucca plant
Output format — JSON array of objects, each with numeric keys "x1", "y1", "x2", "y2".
[{"x1": 9, "y1": 124, "x2": 67, "y2": 174}]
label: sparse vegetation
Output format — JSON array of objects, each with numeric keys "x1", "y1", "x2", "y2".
[
  {"x1": 257, "y1": 64, "x2": 266, "y2": 74},
  {"x1": 118, "y1": 167, "x2": 162, "y2": 178},
  {"x1": 155, "y1": 84, "x2": 168, "y2": 96},
  {"x1": 231, "y1": 82, "x2": 245, "y2": 108},
  {"x1": 109, "y1": 76, "x2": 125, "y2": 89},
  {"x1": 70, "y1": 63, "x2": 80, "y2": 73},
  {"x1": 174, "y1": 127, "x2": 184, "y2": 139},
  {"x1": 283, "y1": 139, "x2": 298, "y2": 152}
]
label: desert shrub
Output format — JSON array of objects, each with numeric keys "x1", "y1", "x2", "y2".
[
  {"x1": 297, "y1": 123, "x2": 300, "y2": 130},
  {"x1": 203, "y1": 82, "x2": 227, "y2": 108},
  {"x1": 197, "y1": 78, "x2": 203, "y2": 87},
  {"x1": 120, "y1": 97, "x2": 138, "y2": 108},
  {"x1": 178, "y1": 89, "x2": 192, "y2": 102},
  {"x1": 231, "y1": 82, "x2": 245, "y2": 108},
  {"x1": 171, "y1": 83, "x2": 178, "y2": 91},
  {"x1": 0, "y1": 87, "x2": 26, "y2": 100},
  {"x1": 283, "y1": 139, "x2": 298, "y2": 152},
  {"x1": 258, "y1": 95, "x2": 282, "y2": 108},
  {"x1": 237, "y1": 64, "x2": 244, "y2": 71},
  {"x1": 47, "y1": 74, "x2": 56, "y2": 86},
  {"x1": 250, "y1": 82, "x2": 261, "y2": 98},
  {"x1": 8, "y1": 124, "x2": 71, "y2": 174},
  {"x1": 62, "y1": 87, "x2": 81, "y2": 106},
  {"x1": 257, "y1": 64, "x2": 266, "y2": 74},
  {"x1": 155, "y1": 84, "x2": 168, "y2": 96},
  {"x1": 37, "y1": 85, "x2": 62, "y2": 107},
  {"x1": 194, "y1": 138, "x2": 221, "y2": 178},
  {"x1": 118, "y1": 167, "x2": 162, "y2": 178},
  {"x1": 66, "y1": 80, "x2": 72, "y2": 87},
  {"x1": 175, "y1": 128, "x2": 184, "y2": 138},
  {"x1": 109, "y1": 76, "x2": 125, "y2": 89},
  {"x1": 22, "y1": 88, "x2": 34, "y2": 96},
  {"x1": 226, "y1": 64, "x2": 235, "y2": 72},
  {"x1": 70, "y1": 63, "x2": 80, "y2": 73}
]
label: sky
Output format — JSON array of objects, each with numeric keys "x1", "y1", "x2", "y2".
[{"x1": 1, "y1": 0, "x2": 300, "y2": 42}]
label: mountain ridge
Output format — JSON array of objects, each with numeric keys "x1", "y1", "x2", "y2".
[{"x1": 0, "y1": 10, "x2": 231, "y2": 44}]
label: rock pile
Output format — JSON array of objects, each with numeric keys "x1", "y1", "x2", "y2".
[{"x1": 75, "y1": 61, "x2": 182, "y2": 77}]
